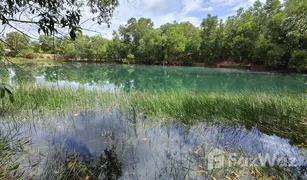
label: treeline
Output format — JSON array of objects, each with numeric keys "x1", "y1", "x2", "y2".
[{"x1": 1, "y1": 0, "x2": 307, "y2": 69}]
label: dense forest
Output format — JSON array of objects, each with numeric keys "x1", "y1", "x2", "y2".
[{"x1": 1, "y1": 0, "x2": 307, "y2": 69}]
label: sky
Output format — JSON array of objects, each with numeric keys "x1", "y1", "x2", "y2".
[
  {"x1": 81, "y1": 0, "x2": 266, "y2": 39},
  {"x1": 1, "y1": 0, "x2": 266, "y2": 40}
]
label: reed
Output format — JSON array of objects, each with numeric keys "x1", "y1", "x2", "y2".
[{"x1": 1, "y1": 85, "x2": 306, "y2": 147}]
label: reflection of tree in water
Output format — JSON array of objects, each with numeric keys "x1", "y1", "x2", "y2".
[{"x1": 10, "y1": 64, "x2": 37, "y2": 83}]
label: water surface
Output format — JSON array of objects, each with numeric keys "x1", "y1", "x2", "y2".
[
  {"x1": 2, "y1": 63, "x2": 307, "y2": 93},
  {"x1": 1, "y1": 63, "x2": 307, "y2": 178},
  {"x1": 2, "y1": 109, "x2": 306, "y2": 179}
]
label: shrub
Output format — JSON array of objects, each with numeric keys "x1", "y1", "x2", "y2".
[
  {"x1": 122, "y1": 54, "x2": 135, "y2": 64},
  {"x1": 266, "y1": 44, "x2": 285, "y2": 66},
  {"x1": 16, "y1": 49, "x2": 37, "y2": 59},
  {"x1": 182, "y1": 56, "x2": 193, "y2": 66},
  {"x1": 289, "y1": 50, "x2": 307, "y2": 69}
]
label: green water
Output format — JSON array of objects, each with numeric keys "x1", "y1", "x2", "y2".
[{"x1": 3, "y1": 62, "x2": 307, "y2": 93}]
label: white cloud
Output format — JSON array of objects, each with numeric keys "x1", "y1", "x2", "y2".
[
  {"x1": 181, "y1": 0, "x2": 213, "y2": 14},
  {"x1": 91, "y1": 0, "x2": 214, "y2": 39},
  {"x1": 179, "y1": 16, "x2": 202, "y2": 27}
]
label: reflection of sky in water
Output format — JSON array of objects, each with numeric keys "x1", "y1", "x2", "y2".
[
  {"x1": 35, "y1": 75, "x2": 118, "y2": 91},
  {"x1": 9, "y1": 68, "x2": 15, "y2": 85},
  {"x1": 6, "y1": 109, "x2": 306, "y2": 179}
]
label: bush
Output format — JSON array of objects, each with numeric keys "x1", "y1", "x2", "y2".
[
  {"x1": 122, "y1": 54, "x2": 135, "y2": 64},
  {"x1": 289, "y1": 50, "x2": 307, "y2": 69},
  {"x1": 266, "y1": 44, "x2": 285, "y2": 66},
  {"x1": 182, "y1": 56, "x2": 193, "y2": 66},
  {"x1": 16, "y1": 48, "x2": 37, "y2": 59}
]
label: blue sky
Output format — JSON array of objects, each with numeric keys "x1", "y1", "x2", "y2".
[{"x1": 81, "y1": 0, "x2": 266, "y2": 39}]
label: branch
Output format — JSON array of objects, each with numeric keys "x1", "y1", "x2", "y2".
[
  {"x1": 7, "y1": 23, "x2": 38, "y2": 40},
  {"x1": 6, "y1": 19, "x2": 39, "y2": 24}
]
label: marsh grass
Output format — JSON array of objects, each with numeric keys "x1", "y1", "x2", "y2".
[
  {"x1": 1, "y1": 84, "x2": 306, "y2": 147},
  {"x1": 0, "y1": 83, "x2": 125, "y2": 118},
  {"x1": 201, "y1": 164, "x2": 300, "y2": 180},
  {"x1": 133, "y1": 90, "x2": 307, "y2": 147},
  {"x1": 39, "y1": 146, "x2": 123, "y2": 180},
  {"x1": 0, "y1": 84, "x2": 306, "y2": 179},
  {"x1": 0, "y1": 129, "x2": 31, "y2": 179}
]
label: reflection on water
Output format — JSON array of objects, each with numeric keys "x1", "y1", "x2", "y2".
[
  {"x1": 4, "y1": 108, "x2": 306, "y2": 179},
  {"x1": 2, "y1": 63, "x2": 307, "y2": 92}
]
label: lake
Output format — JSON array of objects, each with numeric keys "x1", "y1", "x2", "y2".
[
  {"x1": 4, "y1": 62, "x2": 307, "y2": 92},
  {"x1": 0, "y1": 63, "x2": 306, "y2": 179}
]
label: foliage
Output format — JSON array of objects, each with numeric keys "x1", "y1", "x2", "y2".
[
  {"x1": 3, "y1": 0, "x2": 307, "y2": 69},
  {"x1": 122, "y1": 54, "x2": 135, "y2": 64},
  {"x1": 289, "y1": 50, "x2": 307, "y2": 69},
  {"x1": 0, "y1": 0, "x2": 119, "y2": 39},
  {"x1": 200, "y1": 14, "x2": 219, "y2": 62},
  {"x1": 16, "y1": 48, "x2": 36, "y2": 59},
  {"x1": 5, "y1": 32, "x2": 31, "y2": 57}
]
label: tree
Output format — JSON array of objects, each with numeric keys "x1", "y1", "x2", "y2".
[
  {"x1": 106, "y1": 32, "x2": 127, "y2": 60},
  {"x1": 39, "y1": 35, "x2": 56, "y2": 53},
  {"x1": 200, "y1": 14, "x2": 218, "y2": 61},
  {"x1": 117, "y1": 17, "x2": 155, "y2": 60},
  {"x1": 160, "y1": 22, "x2": 187, "y2": 61},
  {"x1": 5, "y1": 32, "x2": 31, "y2": 57},
  {"x1": 137, "y1": 29, "x2": 162, "y2": 64},
  {"x1": 179, "y1": 22, "x2": 201, "y2": 55},
  {"x1": 0, "y1": 0, "x2": 119, "y2": 39},
  {"x1": 89, "y1": 35, "x2": 108, "y2": 60}
]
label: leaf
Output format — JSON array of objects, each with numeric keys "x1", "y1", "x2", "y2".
[{"x1": 70, "y1": 29, "x2": 76, "y2": 40}]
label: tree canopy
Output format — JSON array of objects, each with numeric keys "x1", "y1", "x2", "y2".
[{"x1": 2, "y1": 0, "x2": 307, "y2": 69}]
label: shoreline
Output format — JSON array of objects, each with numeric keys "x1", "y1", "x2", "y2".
[{"x1": 8, "y1": 57, "x2": 307, "y2": 74}]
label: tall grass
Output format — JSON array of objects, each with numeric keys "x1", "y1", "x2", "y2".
[
  {"x1": 0, "y1": 84, "x2": 126, "y2": 118},
  {"x1": 132, "y1": 90, "x2": 307, "y2": 147},
  {"x1": 0, "y1": 129, "x2": 31, "y2": 179},
  {"x1": 1, "y1": 84, "x2": 306, "y2": 147},
  {"x1": 0, "y1": 85, "x2": 306, "y2": 178}
]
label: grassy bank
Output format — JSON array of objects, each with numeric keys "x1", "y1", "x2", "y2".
[{"x1": 0, "y1": 85, "x2": 306, "y2": 147}]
